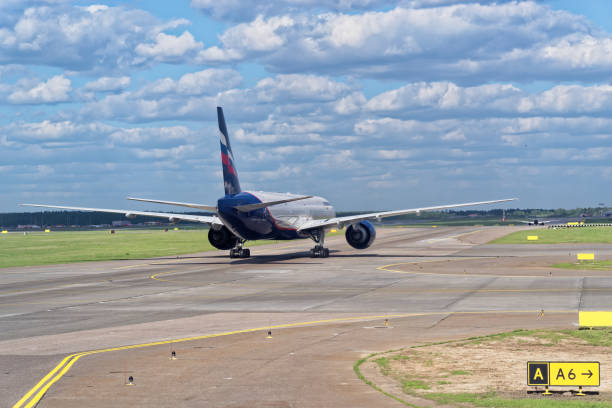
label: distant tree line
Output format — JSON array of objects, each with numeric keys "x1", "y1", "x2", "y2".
[
  {"x1": 0, "y1": 207, "x2": 609, "y2": 228},
  {"x1": 0, "y1": 210, "x2": 212, "y2": 228}
]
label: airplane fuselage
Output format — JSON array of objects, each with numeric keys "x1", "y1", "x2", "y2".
[{"x1": 217, "y1": 191, "x2": 335, "y2": 240}]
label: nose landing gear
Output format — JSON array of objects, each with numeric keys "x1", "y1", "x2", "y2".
[
  {"x1": 229, "y1": 241, "x2": 250, "y2": 258},
  {"x1": 308, "y1": 229, "x2": 329, "y2": 258}
]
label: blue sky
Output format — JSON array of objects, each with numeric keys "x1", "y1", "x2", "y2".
[{"x1": 2, "y1": 0, "x2": 612, "y2": 212}]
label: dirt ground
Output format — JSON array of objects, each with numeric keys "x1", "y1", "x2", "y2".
[{"x1": 367, "y1": 329, "x2": 612, "y2": 402}]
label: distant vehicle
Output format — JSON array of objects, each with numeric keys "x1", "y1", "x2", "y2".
[{"x1": 23, "y1": 107, "x2": 515, "y2": 258}]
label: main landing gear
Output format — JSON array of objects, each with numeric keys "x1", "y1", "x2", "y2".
[
  {"x1": 229, "y1": 241, "x2": 250, "y2": 258},
  {"x1": 309, "y1": 229, "x2": 329, "y2": 258}
]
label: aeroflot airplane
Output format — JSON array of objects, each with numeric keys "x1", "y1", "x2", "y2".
[{"x1": 23, "y1": 107, "x2": 516, "y2": 258}]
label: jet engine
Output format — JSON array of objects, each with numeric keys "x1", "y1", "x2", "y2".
[
  {"x1": 208, "y1": 226, "x2": 239, "y2": 250},
  {"x1": 345, "y1": 220, "x2": 376, "y2": 249}
]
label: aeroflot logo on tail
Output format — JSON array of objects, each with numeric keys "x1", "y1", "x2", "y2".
[{"x1": 221, "y1": 152, "x2": 237, "y2": 176}]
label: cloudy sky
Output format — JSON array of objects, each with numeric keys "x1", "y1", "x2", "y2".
[{"x1": 2, "y1": 0, "x2": 612, "y2": 212}]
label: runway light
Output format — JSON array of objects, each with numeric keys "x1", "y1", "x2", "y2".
[
  {"x1": 126, "y1": 375, "x2": 134, "y2": 386},
  {"x1": 266, "y1": 329, "x2": 272, "y2": 339},
  {"x1": 171, "y1": 350, "x2": 176, "y2": 360}
]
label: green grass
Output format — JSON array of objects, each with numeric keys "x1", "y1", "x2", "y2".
[
  {"x1": 428, "y1": 392, "x2": 611, "y2": 407},
  {"x1": 401, "y1": 379, "x2": 430, "y2": 391},
  {"x1": 0, "y1": 229, "x2": 284, "y2": 268},
  {"x1": 553, "y1": 260, "x2": 612, "y2": 271},
  {"x1": 0, "y1": 228, "x2": 345, "y2": 268},
  {"x1": 450, "y1": 369, "x2": 471, "y2": 376},
  {"x1": 462, "y1": 328, "x2": 612, "y2": 347},
  {"x1": 374, "y1": 357, "x2": 391, "y2": 375},
  {"x1": 490, "y1": 227, "x2": 612, "y2": 244}
]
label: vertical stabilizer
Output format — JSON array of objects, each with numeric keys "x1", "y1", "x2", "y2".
[{"x1": 217, "y1": 107, "x2": 241, "y2": 196}]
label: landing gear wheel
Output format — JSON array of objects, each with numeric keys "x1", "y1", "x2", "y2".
[
  {"x1": 310, "y1": 246, "x2": 329, "y2": 258},
  {"x1": 229, "y1": 248, "x2": 250, "y2": 258}
]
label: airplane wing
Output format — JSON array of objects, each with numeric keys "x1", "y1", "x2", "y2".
[
  {"x1": 127, "y1": 197, "x2": 217, "y2": 212},
  {"x1": 20, "y1": 204, "x2": 223, "y2": 225},
  {"x1": 297, "y1": 198, "x2": 517, "y2": 232}
]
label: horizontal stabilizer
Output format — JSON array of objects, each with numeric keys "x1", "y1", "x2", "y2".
[
  {"x1": 234, "y1": 196, "x2": 313, "y2": 212},
  {"x1": 127, "y1": 197, "x2": 217, "y2": 212}
]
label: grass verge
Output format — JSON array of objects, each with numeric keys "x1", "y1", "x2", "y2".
[
  {"x1": 0, "y1": 228, "x2": 343, "y2": 268},
  {"x1": 355, "y1": 328, "x2": 612, "y2": 407},
  {"x1": 490, "y1": 228, "x2": 612, "y2": 244},
  {"x1": 553, "y1": 261, "x2": 612, "y2": 271},
  {"x1": 427, "y1": 392, "x2": 611, "y2": 407}
]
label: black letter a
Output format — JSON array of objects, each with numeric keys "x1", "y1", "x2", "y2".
[{"x1": 556, "y1": 369, "x2": 565, "y2": 380}]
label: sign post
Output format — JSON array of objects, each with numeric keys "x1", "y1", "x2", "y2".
[{"x1": 527, "y1": 361, "x2": 600, "y2": 395}]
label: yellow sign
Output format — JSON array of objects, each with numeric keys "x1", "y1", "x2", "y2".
[
  {"x1": 527, "y1": 235, "x2": 538, "y2": 241},
  {"x1": 568, "y1": 222, "x2": 579, "y2": 226},
  {"x1": 173, "y1": 227, "x2": 179, "y2": 231},
  {"x1": 1, "y1": 230, "x2": 7, "y2": 234},
  {"x1": 527, "y1": 362, "x2": 599, "y2": 387},
  {"x1": 550, "y1": 363, "x2": 599, "y2": 386},
  {"x1": 577, "y1": 253, "x2": 594, "y2": 261},
  {"x1": 579, "y1": 311, "x2": 612, "y2": 328},
  {"x1": 44, "y1": 229, "x2": 50, "y2": 233}
]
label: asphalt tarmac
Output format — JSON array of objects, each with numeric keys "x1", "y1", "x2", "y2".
[{"x1": 2, "y1": 226, "x2": 611, "y2": 407}]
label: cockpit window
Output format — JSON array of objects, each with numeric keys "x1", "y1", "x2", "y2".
[{"x1": 323, "y1": 201, "x2": 331, "y2": 206}]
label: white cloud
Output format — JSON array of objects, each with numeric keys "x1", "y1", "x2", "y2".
[
  {"x1": 174, "y1": 69, "x2": 242, "y2": 96},
  {"x1": 255, "y1": 74, "x2": 350, "y2": 102},
  {"x1": 135, "y1": 31, "x2": 203, "y2": 62},
  {"x1": 190, "y1": 0, "x2": 389, "y2": 22},
  {"x1": 83, "y1": 76, "x2": 131, "y2": 92},
  {"x1": 8, "y1": 74, "x2": 71, "y2": 104},
  {"x1": 109, "y1": 126, "x2": 191, "y2": 146},
  {"x1": 0, "y1": 4, "x2": 196, "y2": 72},
  {"x1": 198, "y1": 15, "x2": 294, "y2": 63},
  {"x1": 195, "y1": 3, "x2": 612, "y2": 83}
]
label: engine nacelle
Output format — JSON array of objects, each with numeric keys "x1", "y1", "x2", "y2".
[
  {"x1": 208, "y1": 225, "x2": 239, "y2": 250},
  {"x1": 125, "y1": 213, "x2": 136, "y2": 219},
  {"x1": 345, "y1": 220, "x2": 376, "y2": 249}
]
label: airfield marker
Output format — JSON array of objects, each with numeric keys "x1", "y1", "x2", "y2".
[
  {"x1": 266, "y1": 329, "x2": 272, "y2": 339},
  {"x1": 170, "y1": 351, "x2": 176, "y2": 360},
  {"x1": 125, "y1": 375, "x2": 134, "y2": 386}
]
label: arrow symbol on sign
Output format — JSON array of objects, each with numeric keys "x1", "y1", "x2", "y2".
[{"x1": 582, "y1": 370, "x2": 593, "y2": 378}]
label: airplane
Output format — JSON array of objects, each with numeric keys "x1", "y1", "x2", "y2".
[
  {"x1": 22, "y1": 107, "x2": 516, "y2": 258},
  {"x1": 518, "y1": 219, "x2": 558, "y2": 226}
]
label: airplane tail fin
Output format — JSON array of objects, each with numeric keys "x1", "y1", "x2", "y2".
[{"x1": 217, "y1": 107, "x2": 241, "y2": 196}]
